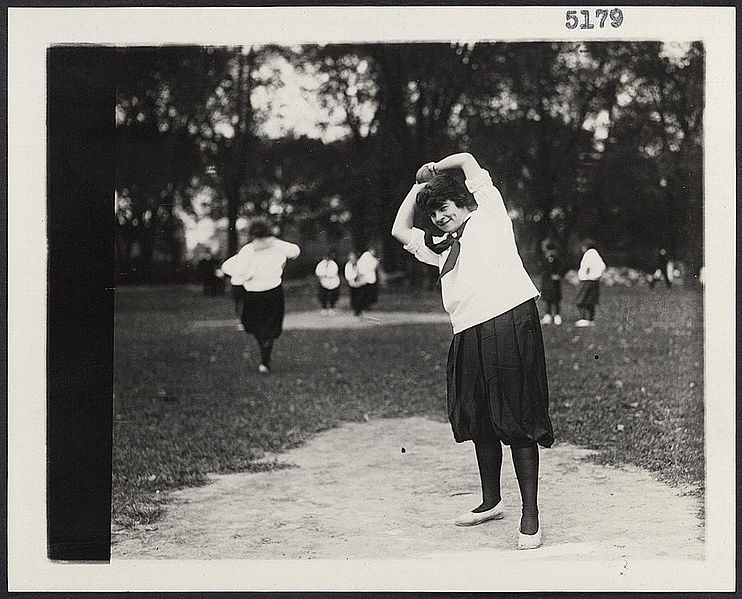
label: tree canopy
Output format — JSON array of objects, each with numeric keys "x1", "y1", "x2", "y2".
[{"x1": 115, "y1": 41, "x2": 704, "y2": 281}]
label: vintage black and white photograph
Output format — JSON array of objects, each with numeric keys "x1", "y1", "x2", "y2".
[{"x1": 7, "y1": 5, "x2": 736, "y2": 593}]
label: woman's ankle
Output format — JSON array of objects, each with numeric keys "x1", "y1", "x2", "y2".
[
  {"x1": 472, "y1": 497, "x2": 501, "y2": 512},
  {"x1": 520, "y1": 508, "x2": 539, "y2": 534}
]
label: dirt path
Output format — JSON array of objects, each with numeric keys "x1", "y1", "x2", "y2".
[{"x1": 112, "y1": 416, "x2": 703, "y2": 561}]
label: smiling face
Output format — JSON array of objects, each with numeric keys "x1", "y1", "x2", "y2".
[
  {"x1": 416, "y1": 173, "x2": 476, "y2": 234},
  {"x1": 429, "y1": 200, "x2": 471, "y2": 233}
]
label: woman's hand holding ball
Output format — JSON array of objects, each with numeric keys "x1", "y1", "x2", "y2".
[{"x1": 415, "y1": 162, "x2": 437, "y2": 184}]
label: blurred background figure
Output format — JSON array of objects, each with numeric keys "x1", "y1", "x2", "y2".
[
  {"x1": 228, "y1": 268, "x2": 247, "y2": 321},
  {"x1": 221, "y1": 219, "x2": 300, "y2": 374},
  {"x1": 648, "y1": 247, "x2": 673, "y2": 289},
  {"x1": 358, "y1": 247, "x2": 381, "y2": 310},
  {"x1": 539, "y1": 240, "x2": 564, "y2": 326},
  {"x1": 344, "y1": 251, "x2": 366, "y2": 317},
  {"x1": 574, "y1": 239, "x2": 606, "y2": 327},
  {"x1": 315, "y1": 248, "x2": 341, "y2": 315},
  {"x1": 196, "y1": 251, "x2": 223, "y2": 297}
]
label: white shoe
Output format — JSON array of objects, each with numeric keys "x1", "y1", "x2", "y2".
[
  {"x1": 553, "y1": 315, "x2": 562, "y2": 326},
  {"x1": 258, "y1": 364, "x2": 270, "y2": 374},
  {"x1": 454, "y1": 501, "x2": 505, "y2": 527},
  {"x1": 575, "y1": 319, "x2": 591, "y2": 327},
  {"x1": 518, "y1": 527, "x2": 543, "y2": 550},
  {"x1": 540, "y1": 314, "x2": 552, "y2": 325}
]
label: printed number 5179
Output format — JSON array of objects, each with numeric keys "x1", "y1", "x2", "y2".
[{"x1": 565, "y1": 9, "x2": 624, "y2": 29}]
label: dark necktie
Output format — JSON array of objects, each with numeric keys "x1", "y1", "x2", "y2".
[{"x1": 424, "y1": 218, "x2": 470, "y2": 283}]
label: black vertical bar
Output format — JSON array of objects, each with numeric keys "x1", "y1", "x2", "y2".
[{"x1": 47, "y1": 46, "x2": 116, "y2": 561}]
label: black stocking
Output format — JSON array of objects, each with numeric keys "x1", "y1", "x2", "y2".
[
  {"x1": 257, "y1": 338, "x2": 274, "y2": 368},
  {"x1": 511, "y1": 444, "x2": 540, "y2": 534},
  {"x1": 472, "y1": 436, "x2": 503, "y2": 512}
]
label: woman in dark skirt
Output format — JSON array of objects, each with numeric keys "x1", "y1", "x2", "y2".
[
  {"x1": 314, "y1": 248, "x2": 341, "y2": 315},
  {"x1": 344, "y1": 251, "x2": 366, "y2": 317},
  {"x1": 574, "y1": 239, "x2": 606, "y2": 327},
  {"x1": 539, "y1": 243, "x2": 564, "y2": 326},
  {"x1": 221, "y1": 219, "x2": 300, "y2": 373},
  {"x1": 392, "y1": 152, "x2": 553, "y2": 550},
  {"x1": 228, "y1": 270, "x2": 247, "y2": 320}
]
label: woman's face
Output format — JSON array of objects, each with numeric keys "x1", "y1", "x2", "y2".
[{"x1": 430, "y1": 200, "x2": 470, "y2": 233}]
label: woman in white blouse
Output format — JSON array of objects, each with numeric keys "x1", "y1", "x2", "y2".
[
  {"x1": 344, "y1": 251, "x2": 366, "y2": 317},
  {"x1": 221, "y1": 219, "x2": 300, "y2": 373},
  {"x1": 392, "y1": 153, "x2": 553, "y2": 550},
  {"x1": 357, "y1": 247, "x2": 381, "y2": 309},
  {"x1": 574, "y1": 239, "x2": 606, "y2": 327},
  {"x1": 314, "y1": 249, "x2": 341, "y2": 315}
]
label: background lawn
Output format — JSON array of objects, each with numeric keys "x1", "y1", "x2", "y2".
[{"x1": 112, "y1": 281, "x2": 703, "y2": 527}]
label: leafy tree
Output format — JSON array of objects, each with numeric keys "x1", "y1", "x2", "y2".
[
  {"x1": 628, "y1": 42, "x2": 704, "y2": 270},
  {"x1": 115, "y1": 123, "x2": 199, "y2": 278},
  {"x1": 114, "y1": 41, "x2": 704, "y2": 281},
  {"x1": 115, "y1": 47, "x2": 229, "y2": 278}
]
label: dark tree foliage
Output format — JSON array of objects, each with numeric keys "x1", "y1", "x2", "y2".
[{"x1": 115, "y1": 41, "x2": 704, "y2": 281}]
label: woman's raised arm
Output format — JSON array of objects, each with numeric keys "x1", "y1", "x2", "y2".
[
  {"x1": 391, "y1": 183, "x2": 426, "y2": 246},
  {"x1": 429, "y1": 152, "x2": 481, "y2": 180},
  {"x1": 430, "y1": 152, "x2": 505, "y2": 216}
]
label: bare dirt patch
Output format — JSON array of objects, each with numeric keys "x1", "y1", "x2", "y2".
[{"x1": 112, "y1": 416, "x2": 703, "y2": 561}]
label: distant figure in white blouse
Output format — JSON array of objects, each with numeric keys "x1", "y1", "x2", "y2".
[
  {"x1": 574, "y1": 239, "x2": 606, "y2": 327},
  {"x1": 357, "y1": 247, "x2": 381, "y2": 309},
  {"x1": 221, "y1": 219, "x2": 300, "y2": 373},
  {"x1": 315, "y1": 249, "x2": 341, "y2": 315},
  {"x1": 344, "y1": 251, "x2": 365, "y2": 317}
]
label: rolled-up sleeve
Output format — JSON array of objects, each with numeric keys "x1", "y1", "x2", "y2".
[
  {"x1": 465, "y1": 169, "x2": 492, "y2": 194},
  {"x1": 403, "y1": 228, "x2": 440, "y2": 267},
  {"x1": 466, "y1": 169, "x2": 509, "y2": 222},
  {"x1": 279, "y1": 240, "x2": 301, "y2": 260},
  {"x1": 221, "y1": 253, "x2": 242, "y2": 277}
]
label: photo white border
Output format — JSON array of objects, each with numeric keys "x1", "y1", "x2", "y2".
[{"x1": 7, "y1": 5, "x2": 736, "y2": 592}]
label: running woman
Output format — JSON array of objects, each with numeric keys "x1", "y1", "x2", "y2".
[{"x1": 221, "y1": 219, "x2": 300, "y2": 373}]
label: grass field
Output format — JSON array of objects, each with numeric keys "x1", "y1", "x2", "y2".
[{"x1": 112, "y1": 280, "x2": 704, "y2": 527}]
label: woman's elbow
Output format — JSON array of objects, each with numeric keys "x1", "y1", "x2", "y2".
[
  {"x1": 391, "y1": 223, "x2": 403, "y2": 241},
  {"x1": 391, "y1": 226, "x2": 410, "y2": 245},
  {"x1": 459, "y1": 152, "x2": 478, "y2": 168}
]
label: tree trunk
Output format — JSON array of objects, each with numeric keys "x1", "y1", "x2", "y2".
[
  {"x1": 225, "y1": 46, "x2": 257, "y2": 257},
  {"x1": 374, "y1": 44, "x2": 414, "y2": 274}
]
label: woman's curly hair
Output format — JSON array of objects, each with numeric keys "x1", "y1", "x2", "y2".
[
  {"x1": 415, "y1": 173, "x2": 477, "y2": 216},
  {"x1": 248, "y1": 218, "x2": 273, "y2": 239}
]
